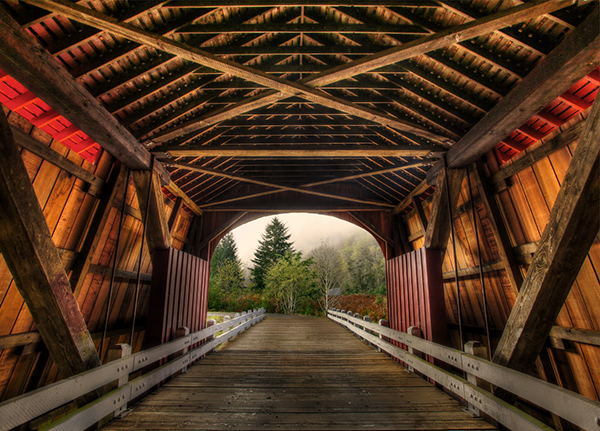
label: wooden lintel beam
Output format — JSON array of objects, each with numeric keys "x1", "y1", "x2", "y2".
[
  {"x1": 132, "y1": 169, "x2": 172, "y2": 253},
  {"x1": 157, "y1": 145, "x2": 439, "y2": 158},
  {"x1": 348, "y1": 211, "x2": 394, "y2": 246},
  {"x1": 492, "y1": 98, "x2": 600, "y2": 376},
  {"x1": 442, "y1": 260, "x2": 505, "y2": 280},
  {"x1": 0, "y1": 7, "x2": 169, "y2": 182},
  {"x1": 168, "y1": 162, "x2": 396, "y2": 208},
  {"x1": 445, "y1": 6, "x2": 600, "y2": 169},
  {"x1": 26, "y1": 0, "x2": 448, "y2": 144},
  {"x1": 0, "y1": 109, "x2": 101, "y2": 378},
  {"x1": 423, "y1": 166, "x2": 465, "y2": 251}
]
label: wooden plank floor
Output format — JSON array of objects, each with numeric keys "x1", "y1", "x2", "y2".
[{"x1": 102, "y1": 315, "x2": 496, "y2": 430}]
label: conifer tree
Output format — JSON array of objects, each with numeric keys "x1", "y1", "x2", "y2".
[
  {"x1": 211, "y1": 233, "x2": 239, "y2": 273},
  {"x1": 251, "y1": 217, "x2": 295, "y2": 291}
]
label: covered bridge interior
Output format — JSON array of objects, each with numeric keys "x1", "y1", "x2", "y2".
[{"x1": 0, "y1": 0, "x2": 598, "y2": 429}]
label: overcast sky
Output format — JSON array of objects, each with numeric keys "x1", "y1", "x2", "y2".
[{"x1": 229, "y1": 213, "x2": 366, "y2": 266}]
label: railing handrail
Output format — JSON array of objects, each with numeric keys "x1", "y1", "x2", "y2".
[
  {"x1": 328, "y1": 309, "x2": 600, "y2": 431},
  {"x1": 0, "y1": 308, "x2": 266, "y2": 431}
]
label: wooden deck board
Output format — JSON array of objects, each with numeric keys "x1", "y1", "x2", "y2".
[{"x1": 101, "y1": 315, "x2": 496, "y2": 430}]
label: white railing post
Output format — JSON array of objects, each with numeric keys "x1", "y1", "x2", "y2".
[
  {"x1": 464, "y1": 341, "x2": 489, "y2": 418},
  {"x1": 175, "y1": 326, "x2": 190, "y2": 372},
  {"x1": 206, "y1": 319, "x2": 216, "y2": 352},
  {"x1": 378, "y1": 319, "x2": 389, "y2": 354},
  {"x1": 407, "y1": 326, "x2": 422, "y2": 372},
  {"x1": 223, "y1": 315, "x2": 232, "y2": 340},
  {"x1": 363, "y1": 315, "x2": 372, "y2": 346},
  {"x1": 103, "y1": 343, "x2": 132, "y2": 422}
]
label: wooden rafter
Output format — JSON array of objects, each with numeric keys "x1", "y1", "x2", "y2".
[
  {"x1": 139, "y1": 1, "x2": 575, "y2": 143},
  {"x1": 0, "y1": 6, "x2": 168, "y2": 179},
  {"x1": 25, "y1": 0, "x2": 449, "y2": 145},
  {"x1": 445, "y1": 6, "x2": 600, "y2": 168}
]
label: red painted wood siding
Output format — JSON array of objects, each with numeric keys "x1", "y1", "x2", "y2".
[
  {"x1": 144, "y1": 248, "x2": 210, "y2": 348},
  {"x1": 386, "y1": 248, "x2": 448, "y2": 347}
]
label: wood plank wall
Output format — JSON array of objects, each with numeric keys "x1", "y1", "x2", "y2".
[
  {"x1": 386, "y1": 248, "x2": 447, "y2": 346},
  {"x1": 402, "y1": 113, "x2": 599, "y2": 401},
  {"x1": 144, "y1": 248, "x2": 210, "y2": 349},
  {"x1": 0, "y1": 108, "x2": 192, "y2": 402}
]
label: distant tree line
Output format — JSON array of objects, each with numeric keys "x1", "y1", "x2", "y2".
[{"x1": 208, "y1": 217, "x2": 385, "y2": 315}]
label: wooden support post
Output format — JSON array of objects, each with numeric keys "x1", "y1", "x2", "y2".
[
  {"x1": 412, "y1": 197, "x2": 428, "y2": 233},
  {"x1": 70, "y1": 163, "x2": 125, "y2": 296},
  {"x1": 168, "y1": 197, "x2": 183, "y2": 233},
  {"x1": 0, "y1": 110, "x2": 101, "y2": 379},
  {"x1": 472, "y1": 162, "x2": 524, "y2": 296},
  {"x1": 492, "y1": 99, "x2": 600, "y2": 377},
  {"x1": 132, "y1": 168, "x2": 171, "y2": 254},
  {"x1": 424, "y1": 166, "x2": 464, "y2": 251}
]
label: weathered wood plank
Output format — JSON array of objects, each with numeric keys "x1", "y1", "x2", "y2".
[
  {"x1": 132, "y1": 169, "x2": 172, "y2": 253},
  {"x1": 0, "y1": 6, "x2": 168, "y2": 180},
  {"x1": 424, "y1": 167, "x2": 464, "y2": 251},
  {"x1": 0, "y1": 109, "x2": 101, "y2": 379},
  {"x1": 100, "y1": 316, "x2": 495, "y2": 431},
  {"x1": 445, "y1": 6, "x2": 599, "y2": 168},
  {"x1": 492, "y1": 98, "x2": 600, "y2": 376}
]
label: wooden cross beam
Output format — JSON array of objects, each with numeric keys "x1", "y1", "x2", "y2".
[
  {"x1": 24, "y1": 0, "x2": 448, "y2": 145},
  {"x1": 0, "y1": 6, "x2": 168, "y2": 181},
  {"x1": 144, "y1": 0, "x2": 576, "y2": 142},
  {"x1": 166, "y1": 162, "x2": 396, "y2": 208},
  {"x1": 156, "y1": 145, "x2": 441, "y2": 158},
  {"x1": 492, "y1": 98, "x2": 600, "y2": 376},
  {"x1": 444, "y1": 5, "x2": 600, "y2": 169},
  {"x1": 423, "y1": 166, "x2": 464, "y2": 251},
  {"x1": 132, "y1": 169, "x2": 172, "y2": 253},
  {"x1": 0, "y1": 110, "x2": 101, "y2": 379}
]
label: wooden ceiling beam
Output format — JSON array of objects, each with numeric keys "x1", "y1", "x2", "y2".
[
  {"x1": 166, "y1": 162, "x2": 395, "y2": 208},
  {"x1": 156, "y1": 144, "x2": 440, "y2": 158},
  {"x1": 303, "y1": 161, "x2": 428, "y2": 187},
  {"x1": 492, "y1": 97, "x2": 600, "y2": 378},
  {"x1": 164, "y1": 180, "x2": 203, "y2": 215},
  {"x1": 165, "y1": 1, "x2": 438, "y2": 7},
  {"x1": 445, "y1": 6, "x2": 600, "y2": 169},
  {"x1": 27, "y1": 0, "x2": 447, "y2": 145},
  {"x1": 175, "y1": 23, "x2": 428, "y2": 34},
  {"x1": 144, "y1": 2, "x2": 564, "y2": 143},
  {"x1": 0, "y1": 7, "x2": 167, "y2": 179},
  {"x1": 303, "y1": 1, "x2": 576, "y2": 87}
]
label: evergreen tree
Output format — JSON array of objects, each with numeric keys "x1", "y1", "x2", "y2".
[
  {"x1": 209, "y1": 233, "x2": 244, "y2": 309},
  {"x1": 211, "y1": 233, "x2": 239, "y2": 273},
  {"x1": 251, "y1": 217, "x2": 295, "y2": 290}
]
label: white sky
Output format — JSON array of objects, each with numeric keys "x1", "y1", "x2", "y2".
[{"x1": 228, "y1": 213, "x2": 366, "y2": 267}]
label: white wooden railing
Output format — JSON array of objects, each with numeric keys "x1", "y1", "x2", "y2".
[
  {"x1": 0, "y1": 308, "x2": 266, "y2": 431},
  {"x1": 328, "y1": 309, "x2": 600, "y2": 431}
]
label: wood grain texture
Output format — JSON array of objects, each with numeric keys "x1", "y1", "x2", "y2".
[
  {"x1": 0, "y1": 111, "x2": 101, "y2": 379},
  {"x1": 100, "y1": 316, "x2": 495, "y2": 430},
  {"x1": 493, "y1": 99, "x2": 600, "y2": 375}
]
